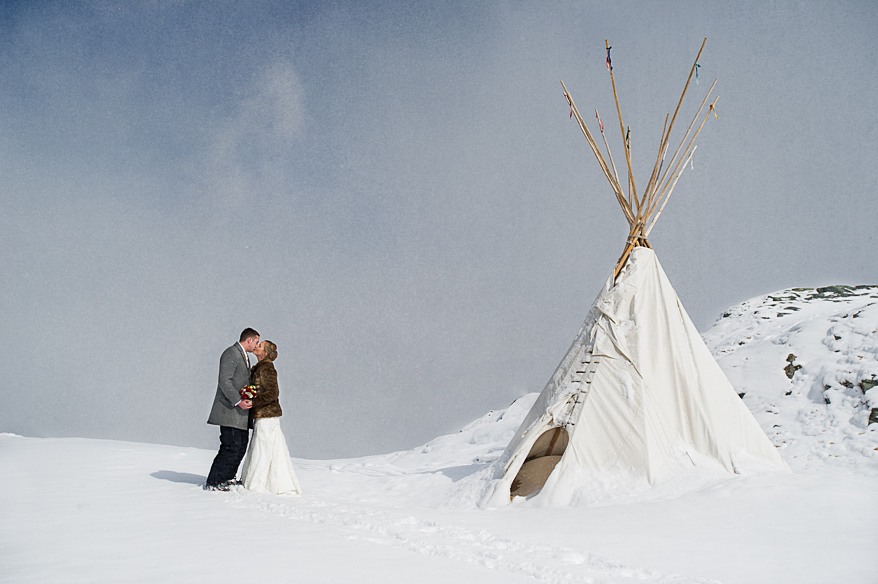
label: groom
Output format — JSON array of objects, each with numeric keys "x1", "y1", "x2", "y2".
[{"x1": 205, "y1": 327, "x2": 260, "y2": 491}]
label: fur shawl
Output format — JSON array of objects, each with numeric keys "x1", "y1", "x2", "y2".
[{"x1": 249, "y1": 360, "x2": 283, "y2": 420}]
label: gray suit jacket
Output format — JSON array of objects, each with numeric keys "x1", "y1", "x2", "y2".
[{"x1": 207, "y1": 343, "x2": 251, "y2": 430}]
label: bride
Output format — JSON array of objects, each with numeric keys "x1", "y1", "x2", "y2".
[{"x1": 240, "y1": 340, "x2": 302, "y2": 495}]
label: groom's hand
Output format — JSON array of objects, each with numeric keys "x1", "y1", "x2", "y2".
[{"x1": 239, "y1": 399, "x2": 253, "y2": 410}]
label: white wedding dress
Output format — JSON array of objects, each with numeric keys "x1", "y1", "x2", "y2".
[{"x1": 241, "y1": 417, "x2": 302, "y2": 495}]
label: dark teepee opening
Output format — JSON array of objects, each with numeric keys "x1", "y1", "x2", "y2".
[{"x1": 509, "y1": 427, "x2": 569, "y2": 499}]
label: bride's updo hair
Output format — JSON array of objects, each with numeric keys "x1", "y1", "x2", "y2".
[{"x1": 262, "y1": 340, "x2": 278, "y2": 362}]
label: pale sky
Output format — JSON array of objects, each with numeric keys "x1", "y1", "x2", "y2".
[{"x1": 2, "y1": 1, "x2": 876, "y2": 458}]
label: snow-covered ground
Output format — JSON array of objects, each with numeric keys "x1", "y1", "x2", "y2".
[{"x1": 4, "y1": 286, "x2": 877, "y2": 584}]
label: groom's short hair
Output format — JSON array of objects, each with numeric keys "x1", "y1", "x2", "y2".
[{"x1": 239, "y1": 328, "x2": 260, "y2": 342}]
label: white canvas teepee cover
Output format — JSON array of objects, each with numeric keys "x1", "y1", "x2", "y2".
[{"x1": 483, "y1": 247, "x2": 786, "y2": 507}]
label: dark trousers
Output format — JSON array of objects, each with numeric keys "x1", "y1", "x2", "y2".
[{"x1": 206, "y1": 426, "x2": 249, "y2": 487}]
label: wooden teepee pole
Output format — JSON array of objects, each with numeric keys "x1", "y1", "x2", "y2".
[
  {"x1": 613, "y1": 217, "x2": 656, "y2": 279},
  {"x1": 642, "y1": 38, "x2": 709, "y2": 216},
  {"x1": 661, "y1": 38, "x2": 708, "y2": 162},
  {"x1": 641, "y1": 114, "x2": 670, "y2": 211},
  {"x1": 605, "y1": 40, "x2": 639, "y2": 215},
  {"x1": 649, "y1": 94, "x2": 719, "y2": 218},
  {"x1": 645, "y1": 97, "x2": 719, "y2": 237},
  {"x1": 650, "y1": 78, "x2": 717, "y2": 216},
  {"x1": 562, "y1": 81, "x2": 635, "y2": 226},
  {"x1": 596, "y1": 109, "x2": 622, "y2": 200},
  {"x1": 645, "y1": 145, "x2": 698, "y2": 239}
]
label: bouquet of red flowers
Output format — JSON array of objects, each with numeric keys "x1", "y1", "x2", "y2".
[{"x1": 239, "y1": 385, "x2": 258, "y2": 400}]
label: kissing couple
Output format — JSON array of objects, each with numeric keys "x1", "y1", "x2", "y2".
[{"x1": 204, "y1": 328, "x2": 302, "y2": 495}]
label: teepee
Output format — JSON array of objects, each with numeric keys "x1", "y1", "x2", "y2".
[{"x1": 483, "y1": 39, "x2": 786, "y2": 507}]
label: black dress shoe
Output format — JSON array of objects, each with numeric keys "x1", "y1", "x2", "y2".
[{"x1": 203, "y1": 482, "x2": 231, "y2": 492}]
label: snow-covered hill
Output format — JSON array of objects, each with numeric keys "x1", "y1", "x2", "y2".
[
  {"x1": 4, "y1": 287, "x2": 877, "y2": 584},
  {"x1": 703, "y1": 285, "x2": 878, "y2": 471}
]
